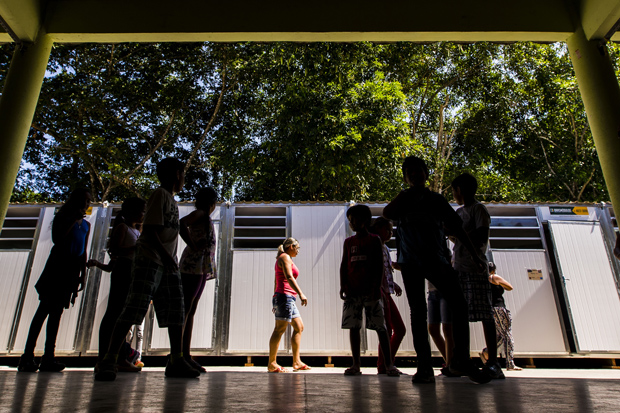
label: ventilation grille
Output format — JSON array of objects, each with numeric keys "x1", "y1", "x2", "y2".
[
  {"x1": 233, "y1": 206, "x2": 287, "y2": 249},
  {"x1": 0, "y1": 207, "x2": 42, "y2": 250},
  {"x1": 487, "y1": 206, "x2": 543, "y2": 250}
]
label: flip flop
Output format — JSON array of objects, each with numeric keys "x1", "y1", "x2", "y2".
[
  {"x1": 268, "y1": 366, "x2": 290, "y2": 373},
  {"x1": 344, "y1": 368, "x2": 362, "y2": 376},
  {"x1": 293, "y1": 364, "x2": 311, "y2": 372}
]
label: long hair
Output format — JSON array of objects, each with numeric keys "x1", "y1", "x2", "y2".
[
  {"x1": 56, "y1": 188, "x2": 91, "y2": 221},
  {"x1": 194, "y1": 187, "x2": 218, "y2": 248},
  {"x1": 277, "y1": 237, "x2": 299, "y2": 258}
]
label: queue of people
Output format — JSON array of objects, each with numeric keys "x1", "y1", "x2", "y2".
[{"x1": 17, "y1": 155, "x2": 529, "y2": 384}]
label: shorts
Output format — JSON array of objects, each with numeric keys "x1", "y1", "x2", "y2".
[
  {"x1": 458, "y1": 271, "x2": 493, "y2": 322},
  {"x1": 341, "y1": 296, "x2": 386, "y2": 332},
  {"x1": 118, "y1": 254, "x2": 185, "y2": 328},
  {"x1": 272, "y1": 292, "x2": 300, "y2": 322},
  {"x1": 427, "y1": 290, "x2": 452, "y2": 324}
]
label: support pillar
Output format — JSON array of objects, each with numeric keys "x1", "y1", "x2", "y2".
[
  {"x1": 567, "y1": 27, "x2": 620, "y2": 210},
  {"x1": 0, "y1": 30, "x2": 53, "y2": 229}
]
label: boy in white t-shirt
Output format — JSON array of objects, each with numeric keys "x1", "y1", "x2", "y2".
[{"x1": 96, "y1": 158, "x2": 199, "y2": 381}]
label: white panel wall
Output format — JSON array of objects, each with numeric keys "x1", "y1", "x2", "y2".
[
  {"x1": 368, "y1": 249, "x2": 567, "y2": 357},
  {"x1": 291, "y1": 206, "x2": 351, "y2": 353},
  {"x1": 149, "y1": 206, "x2": 219, "y2": 351},
  {"x1": 549, "y1": 221, "x2": 620, "y2": 352},
  {"x1": 228, "y1": 250, "x2": 282, "y2": 352},
  {"x1": 492, "y1": 250, "x2": 567, "y2": 354},
  {"x1": 0, "y1": 252, "x2": 30, "y2": 352},
  {"x1": 13, "y1": 207, "x2": 98, "y2": 354}
]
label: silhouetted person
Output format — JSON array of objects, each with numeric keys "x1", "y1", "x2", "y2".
[
  {"x1": 450, "y1": 172, "x2": 502, "y2": 379},
  {"x1": 383, "y1": 156, "x2": 490, "y2": 384},
  {"x1": 341, "y1": 205, "x2": 399, "y2": 377},
  {"x1": 18, "y1": 188, "x2": 92, "y2": 372},
  {"x1": 95, "y1": 157, "x2": 199, "y2": 380}
]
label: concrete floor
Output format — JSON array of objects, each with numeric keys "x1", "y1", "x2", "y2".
[{"x1": 1, "y1": 366, "x2": 620, "y2": 412}]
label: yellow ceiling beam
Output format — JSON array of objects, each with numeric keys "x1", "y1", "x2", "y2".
[
  {"x1": 580, "y1": 0, "x2": 620, "y2": 40},
  {"x1": 0, "y1": 0, "x2": 43, "y2": 42}
]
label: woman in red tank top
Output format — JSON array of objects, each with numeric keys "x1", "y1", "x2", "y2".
[{"x1": 268, "y1": 238, "x2": 310, "y2": 373}]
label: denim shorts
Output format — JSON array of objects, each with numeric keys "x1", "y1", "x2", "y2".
[
  {"x1": 427, "y1": 290, "x2": 452, "y2": 324},
  {"x1": 272, "y1": 292, "x2": 300, "y2": 322}
]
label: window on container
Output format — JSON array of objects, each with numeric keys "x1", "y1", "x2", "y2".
[
  {"x1": 487, "y1": 206, "x2": 543, "y2": 250},
  {"x1": 233, "y1": 206, "x2": 287, "y2": 249},
  {"x1": 0, "y1": 207, "x2": 42, "y2": 250}
]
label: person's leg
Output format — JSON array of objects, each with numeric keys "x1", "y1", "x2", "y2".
[
  {"x1": 42, "y1": 304, "x2": 64, "y2": 358},
  {"x1": 387, "y1": 294, "x2": 406, "y2": 364},
  {"x1": 349, "y1": 328, "x2": 362, "y2": 372},
  {"x1": 23, "y1": 301, "x2": 51, "y2": 357},
  {"x1": 377, "y1": 291, "x2": 393, "y2": 372},
  {"x1": 181, "y1": 273, "x2": 204, "y2": 357},
  {"x1": 400, "y1": 264, "x2": 432, "y2": 372},
  {"x1": 98, "y1": 266, "x2": 131, "y2": 361},
  {"x1": 483, "y1": 319, "x2": 498, "y2": 364},
  {"x1": 38, "y1": 304, "x2": 66, "y2": 371},
  {"x1": 376, "y1": 329, "x2": 394, "y2": 372},
  {"x1": 290, "y1": 317, "x2": 306, "y2": 369},
  {"x1": 428, "y1": 266, "x2": 470, "y2": 363},
  {"x1": 428, "y1": 323, "x2": 447, "y2": 361},
  {"x1": 442, "y1": 323, "x2": 454, "y2": 365},
  {"x1": 268, "y1": 320, "x2": 289, "y2": 371}
]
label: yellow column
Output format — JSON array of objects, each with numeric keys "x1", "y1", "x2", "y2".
[
  {"x1": 0, "y1": 30, "x2": 53, "y2": 228},
  {"x1": 567, "y1": 27, "x2": 620, "y2": 209}
]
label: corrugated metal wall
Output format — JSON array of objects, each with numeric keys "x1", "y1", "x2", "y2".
[
  {"x1": 290, "y1": 205, "x2": 350, "y2": 353},
  {"x1": 492, "y1": 250, "x2": 567, "y2": 354},
  {"x1": 0, "y1": 251, "x2": 30, "y2": 351},
  {"x1": 549, "y1": 221, "x2": 620, "y2": 352},
  {"x1": 1, "y1": 203, "x2": 618, "y2": 357},
  {"x1": 12, "y1": 207, "x2": 99, "y2": 354}
]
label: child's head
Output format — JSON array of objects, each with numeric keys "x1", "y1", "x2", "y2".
[
  {"x1": 369, "y1": 216, "x2": 393, "y2": 243},
  {"x1": 195, "y1": 187, "x2": 218, "y2": 214},
  {"x1": 488, "y1": 261, "x2": 497, "y2": 274},
  {"x1": 402, "y1": 156, "x2": 429, "y2": 187},
  {"x1": 346, "y1": 204, "x2": 372, "y2": 233},
  {"x1": 61, "y1": 188, "x2": 92, "y2": 217},
  {"x1": 156, "y1": 158, "x2": 185, "y2": 193},
  {"x1": 451, "y1": 172, "x2": 478, "y2": 205},
  {"x1": 120, "y1": 197, "x2": 146, "y2": 225}
]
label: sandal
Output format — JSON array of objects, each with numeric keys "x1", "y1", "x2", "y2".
[
  {"x1": 293, "y1": 364, "x2": 311, "y2": 372},
  {"x1": 344, "y1": 367, "x2": 362, "y2": 376},
  {"x1": 268, "y1": 366, "x2": 290, "y2": 373}
]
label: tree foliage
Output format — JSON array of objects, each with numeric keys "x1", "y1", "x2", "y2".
[{"x1": 1, "y1": 41, "x2": 614, "y2": 203}]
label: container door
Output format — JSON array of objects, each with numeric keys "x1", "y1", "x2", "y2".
[{"x1": 548, "y1": 220, "x2": 620, "y2": 352}]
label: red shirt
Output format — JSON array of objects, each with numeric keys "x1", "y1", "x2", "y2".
[
  {"x1": 340, "y1": 233, "x2": 384, "y2": 299},
  {"x1": 275, "y1": 257, "x2": 299, "y2": 296}
]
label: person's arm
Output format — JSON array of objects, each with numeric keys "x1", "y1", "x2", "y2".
[
  {"x1": 77, "y1": 224, "x2": 90, "y2": 292},
  {"x1": 279, "y1": 254, "x2": 307, "y2": 306},
  {"x1": 180, "y1": 210, "x2": 207, "y2": 251},
  {"x1": 383, "y1": 191, "x2": 406, "y2": 221},
  {"x1": 469, "y1": 204, "x2": 490, "y2": 249},
  {"x1": 489, "y1": 274, "x2": 513, "y2": 291},
  {"x1": 340, "y1": 239, "x2": 349, "y2": 300},
  {"x1": 371, "y1": 238, "x2": 384, "y2": 300},
  {"x1": 86, "y1": 259, "x2": 114, "y2": 272},
  {"x1": 142, "y1": 224, "x2": 178, "y2": 271}
]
